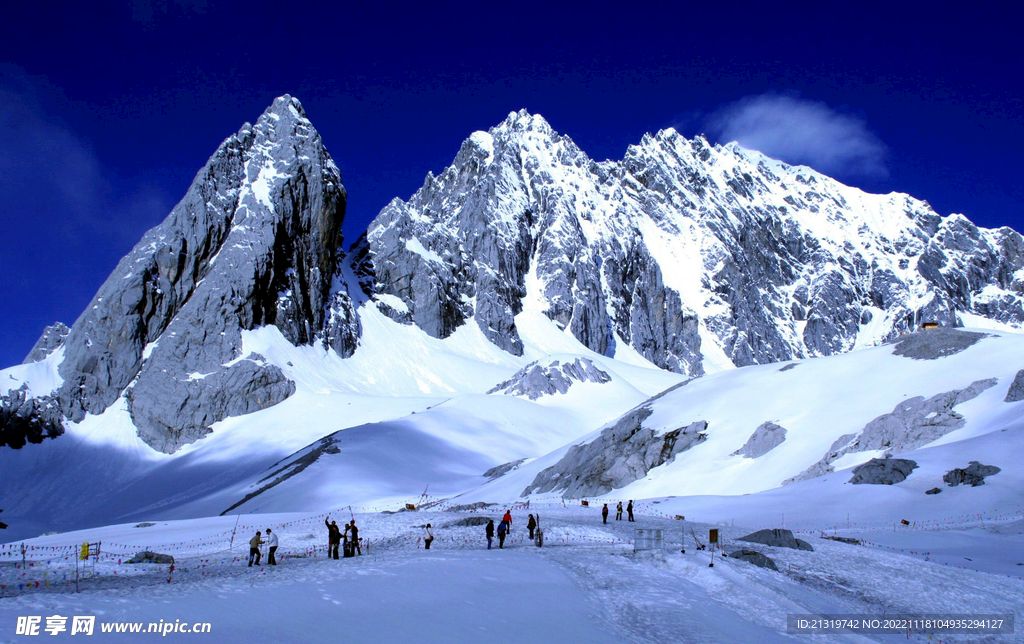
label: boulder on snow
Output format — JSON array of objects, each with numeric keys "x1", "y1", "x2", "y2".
[
  {"x1": 1005, "y1": 369, "x2": 1024, "y2": 403},
  {"x1": 737, "y1": 528, "x2": 813, "y2": 552},
  {"x1": 729, "y1": 549, "x2": 778, "y2": 571},
  {"x1": 447, "y1": 516, "x2": 492, "y2": 527},
  {"x1": 891, "y1": 328, "x2": 988, "y2": 360},
  {"x1": 445, "y1": 502, "x2": 496, "y2": 513},
  {"x1": 133, "y1": 522, "x2": 157, "y2": 528},
  {"x1": 732, "y1": 422, "x2": 787, "y2": 458},
  {"x1": 848, "y1": 458, "x2": 918, "y2": 485},
  {"x1": 943, "y1": 462, "x2": 1001, "y2": 487},
  {"x1": 925, "y1": 487, "x2": 942, "y2": 495},
  {"x1": 126, "y1": 551, "x2": 174, "y2": 564}
]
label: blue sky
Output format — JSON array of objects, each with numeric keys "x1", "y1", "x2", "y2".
[{"x1": 1, "y1": 1, "x2": 1022, "y2": 368}]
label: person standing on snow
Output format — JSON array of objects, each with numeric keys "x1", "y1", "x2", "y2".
[
  {"x1": 627, "y1": 500, "x2": 634, "y2": 522},
  {"x1": 248, "y1": 531, "x2": 264, "y2": 567},
  {"x1": 602, "y1": 503, "x2": 609, "y2": 524},
  {"x1": 348, "y1": 520, "x2": 361, "y2": 555},
  {"x1": 485, "y1": 519, "x2": 495, "y2": 549},
  {"x1": 424, "y1": 524, "x2": 435, "y2": 549},
  {"x1": 502, "y1": 509, "x2": 513, "y2": 534},
  {"x1": 527, "y1": 514, "x2": 537, "y2": 540},
  {"x1": 616, "y1": 501, "x2": 623, "y2": 521},
  {"x1": 266, "y1": 528, "x2": 279, "y2": 565},
  {"x1": 325, "y1": 518, "x2": 341, "y2": 559},
  {"x1": 496, "y1": 520, "x2": 507, "y2": 548}
]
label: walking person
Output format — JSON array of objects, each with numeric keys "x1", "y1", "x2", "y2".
[
  {"x1": 502, "y1": 509, "x2": 513, "y2": 535},
  {"x1": 616, "y1": 501, "x2": 623, "y2": 521},
  {"x1": 266, "y1": 528, "x2": 279, "y2": 565},
  {"x1": 248, "y1": 531, "x2": 264, "y2": 567},
  {"x1": 602, "y1": 503, "x2": 609, "y2": 524},
  {"x1": 424, "y1": 524, "x2": 435, "y2": 550},
  {"x1": 627, "y1": 500, "x2": 634, "y2": 522},
  {"x1": 485, "y1": 519, "x2": 495, "y2": 550},
  {"x1": 325, "y1": 518, "x2": 341, "y2": 560},
  {"x1": 497, "y1": 519, "x2": 507, "y2": 549},
  {"x1": 527, "y1": 514, "x2": 537, "y2": 540}
]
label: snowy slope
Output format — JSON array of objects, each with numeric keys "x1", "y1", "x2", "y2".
[
  {"x1": 470, "y1": 328, "x2": 1024, "y2": 506},
  {"x1": 0, "y1": 303, "x2": 679, "y2": 541}
]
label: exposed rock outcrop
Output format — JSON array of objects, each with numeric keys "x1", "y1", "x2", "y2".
[
  {"x1": 737, "y1": 528, "x2": 813, "y2": 551},
  {"x1": 732, "y1": 422, "x2": 787, "y2": 458},
  {"x1": 943, "y1": 461, "x2": 1001, "y2": 487},
  {"x1": 483, "y1": 459, "x2": 528, "y2": 479},
  {"x1": 523, "y1": 404, "x2": 707, "y2": 497},
  {"x1": 729, "y1": 550, "x2": 779, "y2": 571},
  {"x1": 446, "y1": 516, "x2": 492, "y2": 527},
  {"x1": 1005, "y1": 369, "x2": 1024, "y2": 403},
  {"x1": 126, "y1": 551, "x2": 174, "y2": 564},
  {"x1": 891, "y1": 328, "x2": 988, "y2": 360},
  {"x1": 23, "y1": 323, "x2": 69, "y2": 364},
  {"x1": 789, "y1": 379, "x2": 997, "y2": 483},
  {"x1": 488, "y1": 358, "x2": 611, "y2": 400},
  {"x1": 848, "y1": 458, "x2": 918, "y2": 485},
  {"x1": 0, "y1": 385, "x2": 64, "y2": 449}
]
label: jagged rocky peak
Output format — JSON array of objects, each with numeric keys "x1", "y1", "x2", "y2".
[
  {"x1": 366, "y1": 108, "x2": 1023, "y2": 377},
  {"x1": 23, "y1": 322, "x2": 70, "y2": 364},
  {"x1": 9, "y1": 94, "x2": 352, "y2": 453}
]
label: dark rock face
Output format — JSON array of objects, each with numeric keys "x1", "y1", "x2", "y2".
[
  {"x1": 488, "y1": 358, "x2": 611, "y2": 400},
  {"x1": 891, "y1": 328, "x2": 988, "y2": 360},
  {"x1": 729, "y1": 549, "x2": 779, "y2": 571},
  {"x1": 1005, "y1": 370, "x2": 1024, "y2": 403},
  {"x1": 848, "y1": 458, "x2": 918, "y2": 485},
  {"x1": 23, "y1": 323, "x2": 70, "y2": 364},
  {"x1": 732, "y1": 422, "x2": 787, "y2": 458},
  {"x1": 737, "y1": 528, "x2": 813, "y2": 551},
  {"x1": 943, "y1": 461, "x2": 1001, "y2": 487},
  {"x1": 523, "y1": 403, "x2": 707, "y2": 497},
  {"x1": 5, "y1": 96, "x2": 352, "y2": 453},
  {"x1": 0, "y1": 386, "x2": 64, "y2": 448},
  {"x1": 925, "y1": 487, "x2": 942, "y2": 495}
]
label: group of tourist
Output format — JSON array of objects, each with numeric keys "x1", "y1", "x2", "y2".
[
  {"x1": 246, "y1": 501, "x2": 635, "y2": 565},
  {"x1": 602, "y1": 500, "x2": 634, "y2": 524}
]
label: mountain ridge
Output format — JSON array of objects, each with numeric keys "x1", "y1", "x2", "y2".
[{"x1": 3, "y1": 95, "x2": 1023, "y2": 455}]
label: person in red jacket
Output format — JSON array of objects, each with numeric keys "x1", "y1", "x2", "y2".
[{"x1": 502, "y1": 510, "x2": 513, "y2": 534}]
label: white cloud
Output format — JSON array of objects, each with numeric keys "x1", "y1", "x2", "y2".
[{"x1": 706, "y1": 94, "x2": 888, "y2": 178}]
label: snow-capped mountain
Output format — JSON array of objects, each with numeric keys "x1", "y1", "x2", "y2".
[
  {"x1": 366, "y1": 108, "x2": 1024, "y2": 381},
  {"x1": 2, "y1": 96, "x2": 1024, "y2": 542}
]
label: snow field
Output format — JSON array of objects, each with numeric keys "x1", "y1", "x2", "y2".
[{"x1": 2, "y1": 505, "x2": 1022, "y2": 642}]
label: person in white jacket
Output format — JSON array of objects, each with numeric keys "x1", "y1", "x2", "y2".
[
  {"x1": 266, "y1": 528, "x2": 279, "y2": 565},
  {"x1": 423, "y1": 524, "x2": 434, "y2": 550}
]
